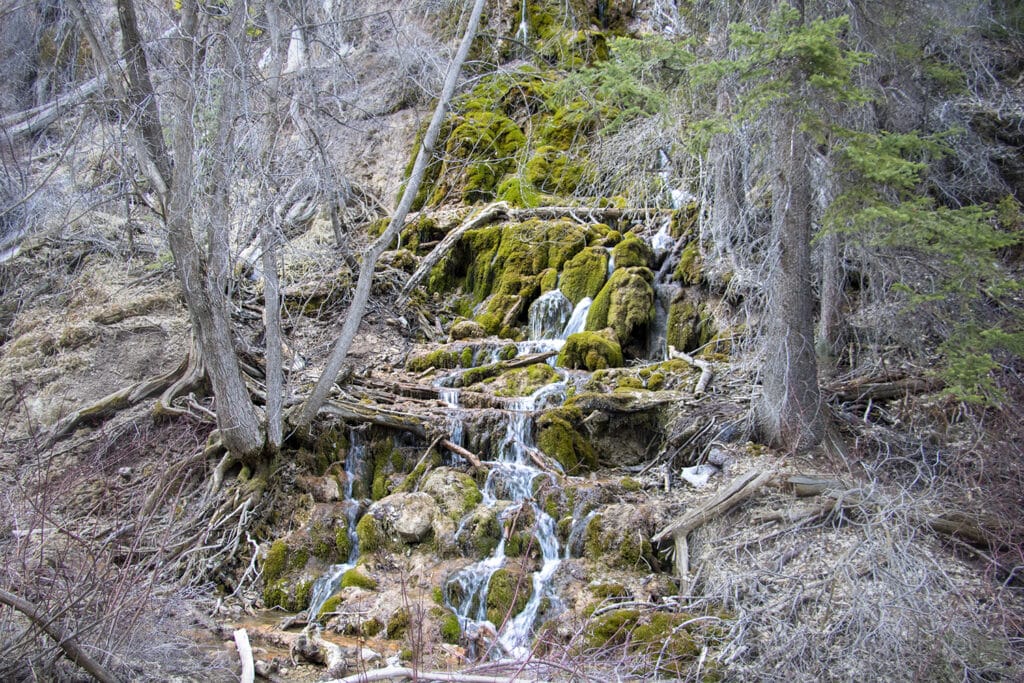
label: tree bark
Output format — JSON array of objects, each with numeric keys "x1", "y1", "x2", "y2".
[
  {"x1": 293, "y1": 0, "x2": 489, "y2": 429},
  {"x1": 759, "y1": 104, "x2": 824, "y2": 450}
]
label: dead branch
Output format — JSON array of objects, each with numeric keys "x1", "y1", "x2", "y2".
[
  {"x1": 318, "y1": 399, "x2": 428, "y2": 438},
  {"x1": 825, "y1": 375, "x2": 941, "y2": 402},
  {"x1": 441, "y1": 438, "x2": 485, "y2": 469},
  {"x1": 668, "y1": 345, "x2": 714, "y2": 395},
  {"x1": 0, "y1": 588, "x2": 122, "y2": 683},
  {"x1": 653, "y1": 468, "x2": 776, "y2": 578},
  {"x1": 234, "y1": 629, "x2": 255, "y2": 683}
]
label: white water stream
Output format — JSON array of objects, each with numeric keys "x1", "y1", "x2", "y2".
[{"x1": 306, "y1": 431, "x2": 365, "y2": 620}]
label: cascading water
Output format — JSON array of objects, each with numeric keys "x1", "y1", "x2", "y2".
[
  {"x1": 515, "y1": 0, "x2": 529, "y2": 45},
  {"x1": 306, "y1": 431, "x2": 365, "y2": 620},
  {"x1": 528, "y1": 290, "x2": 573, "y2": 341},
  {"x1": 445, "y1": 384, "x2": 565, "y2": 659}
]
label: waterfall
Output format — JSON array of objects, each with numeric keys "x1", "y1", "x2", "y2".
[
  {"x1": 306, "y1": 431, "x2": 365, "y2": 620},
  {"x1": 445, "y1": 383, "x2": 565, "y2": 659},
  {"x1": 561, "y1": 297, "x2": 592, "y2": 338},
  {"x1": 528, "y1": 290, "x2": 573, "y2": 341},
  {"x1": 515, "y1": 0, "x2": 529, "y2": 44}
]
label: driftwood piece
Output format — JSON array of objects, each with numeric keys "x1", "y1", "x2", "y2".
[
  {"x1": 234, "y1": 629, "x2": 255, "y2": 683},
  {"x1": 653, "y1": 469, "x2": 776, "y2": 578},
  {"x1": 0, "y1": 588, "x2": 121, "y2": 683},
  {"x1": 325, "y1": 665, "x2": 551, "y2": 683},
  {"x1": 668, "y1": 345, "x2": 713, "y2": 395}
]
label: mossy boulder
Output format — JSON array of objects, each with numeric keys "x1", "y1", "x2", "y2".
[
  {"x1": 458, "y1": 504, "x2": 506, "y2": 558},
  {"x1": 488, "y1": 363, "x2": 560, "y2": 397},
  {"x1": 583, "y1": 504, "x2": 659, "y2": 571},
  {"x1": 610, "y1": 232, "x2": 653, "y2": 269},
  {"x1": 585, "y1": 267, "x2": 654, "y2": 355},
  {"x1": 673, "y1": 240, "x2": 702, "y2": 285},
  {"x1": 525, "y1": 145, "x2": 591, "y2": 195},
  {"x1": 429, "y1": 111, "x2": 526, "y2": 205},
  {"x1": 537, "y1": 407, "x2": 598, "y2": 473},
  {"x1": 560, "y1": 246, "x2": 609, "y2": 304},
  {"x1": 666, "y1": 293, "x2": 716, "y2": 354},
  {"x1": 421, "y1": 468, "x2": 483, "y2": 520},
  {"x1": 340, "y1": 567, "x2": 378, "y2": 591},
  {"x1": 486, "y1": 567, "x2": 532, "y2": 626},
  {"x1": 557, "y1": 329, "x2": 623, "y2": 371},
  {"x1": 449, "y1": 320, "x2": 487, "y2": 341},
  {"x1": 365, "y1": 492, "x2": 439, "y2": 545}
]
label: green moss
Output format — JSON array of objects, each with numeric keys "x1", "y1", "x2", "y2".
[
  {"x1": 429, "y1": 111, "x2": 526, "y2": 205},
  {"x1": 289, "y1": 547, "x2": 310, "y2": 571},
  {"x1": 539, "y1": 267, "x2": 559, "y2": 292},
  {"x1": 340, "y1": 568, "x2": 378, "y2": 590},
  {"x1": 356, "y1": 514, "x2": 385, "y2": 554},
  {"x1": 361, "y1": 618, "x2": 383, "y2": 637},
  {"x1": 591, "y1": 582, "x2": 629, "y2": 600},
  {"x1": 497, "y1": 175, "x2": 544, "y2": 208},
  {"x1": 585, "y1": 608, "x2": 641, "y2": 649},
  {"x1": 585, "y1": 268, "x2": 654, "y2": 352},
  {"x1": 406, "y1": 348, "x2": 465, "y2": 373},
  {"x1": 666, "y1": 296, "x2": 716, "y2": 354},
  {"x1": 263, "y1": 541, "x2": 288, "y2": 583},
  {"x1": 556, "y1": 330, "x2": 624, "y2": 371},
  {"x1": 262, "y1": 580, "x2": 288, "y2": 609},
  {"x1": 492, "y1": 363, "x2": 560, "y2": 397},
  {"x1": 525, "y1": 145, "x2": 591, "y2": 195},
  {"x1": 440, "y1": 610, "x2": 462, "y2": 644},
  {"x1": 560, "y1": 246, "x2": 609, "y2": 304},
  {"x1": 669, "y1": 202, "x2": 700, "y2": 239},
  {"x1": 620, "y1": 477, "x2": 642, "y2": 492},
  {"x1": 387, "y1": 608, "x2": 410, "y2": 639},
  {"x1": 674, "y1": 240, "x2": 702, "y2": 285},
  {"x1": 317, "y1": 594, "x2": 343, "y2": 619},
  {"x1": 293, "y1": 580, "x2": 313, "y2": 612},
  {"x1": 537, "y1": 409, "x2": 599, "y2": 474},
  {"x1": 611, "y1": 232, "x2": 653, "y2": 269},
  {"x1": 486, "y1": 569, "x2": 531, "y2": 625},
  {"x1": 615, "y1": 376, "x2": 644, "y2": 390},
  {"x1": 646, "y1": 372, "x2": 665, "y2": 390}
]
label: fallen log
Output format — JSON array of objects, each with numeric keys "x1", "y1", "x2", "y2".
[
  {"x1": 826, "y1": 375, "x2": 941, "y2": 402},
  {"x1": 234, "y1": 629, "x2": 255, "y2": 683},
  {"x1": 653, "y1": 468, "x2": 776, "y2": 578},
  {"x1": 318, "y1": 399, "x2": 428, "y2": 438},
  {"x1": 441, "y1": 439, "x2": 485, "y2": 469}
]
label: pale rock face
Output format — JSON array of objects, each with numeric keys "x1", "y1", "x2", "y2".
[{"x1": 368, "y1": 492, "x2": 438, "y2": 543}]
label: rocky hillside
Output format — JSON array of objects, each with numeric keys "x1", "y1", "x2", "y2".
[{"x1": 0, "y1": 0, "x2": 1022, "y2": 681}]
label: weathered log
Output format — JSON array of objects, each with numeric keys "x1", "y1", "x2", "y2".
[
  {"x1": 784, "y1": 474, "x2": 846, "y2": 497},
  {"x1": 653, "y1": 469, "x2": 776, "y2": 578},
  {"x1": 441, "y1": 438, "x2": 484, "y2": 469},
  {"x1": 318, "y1": 399, "x2": 428, "y2": 438},
  {"x1": 826, "y1": 375, "x2": 941, "y2": 402}
]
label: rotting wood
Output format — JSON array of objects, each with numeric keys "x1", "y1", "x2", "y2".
[
  {"x1": 825, "y1": 375, "x2": 941, "y2": 402},
  {"x1": 318, "y1": 399, "x2": 428, "y2": 438},
  {"x1": 668, "y1": 345, "x2": 714, "y2": 395}
]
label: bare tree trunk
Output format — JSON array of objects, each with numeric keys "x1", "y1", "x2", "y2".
[
  {"x1": 292, "y1": 0, "x2": 489, "y2": 429},
  {"x1": 759, "y1": 106, "x2": 823, "y2": 449},
  {"x1": 163, "y1": 1, "x2": 265, "y2": 461}
]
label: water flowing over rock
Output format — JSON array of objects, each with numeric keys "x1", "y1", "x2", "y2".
[{"x1": 528, "y1": 289, "x2": 573, "y2": 341}]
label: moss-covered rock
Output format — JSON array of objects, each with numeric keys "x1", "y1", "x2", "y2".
[
  {"x1": 537, "y1": 407, "x2": 598, "y2": 473},
  {"x1": 525, "y1": 145, "x2": 591, "y2": 195},
  {"x1": 421, "y1": 468, "x2": 483, "y2": 520},
  {"x1": 557, "y1": 329, "x2": 624, "y2": 370},
  {"x1": 666, "y1": 293, "x2": 716, "y2": 354},
  {"x1": 262, "y1": 540, "x2": 289, "y2": 583},
  {"x1": 585, "y1": 267, "x2": 654, "y2": 355},
  {"x1": 673, "y1": 240, "x2": 702, "y2": 285},
  {"x1": 340, "y1": 567, "x2": 378, "y2": 590},
  {"x1": 449, "y1": 319, "x2": 487, "y2": 341},
  {"x1": 491, "y1": 363, "x2": 560, "y2": 397},
  {"x1": 583, "y1": 504, "x2": 658, "y2": 570},
  {"x1": 429, "y1": 111, "x2": 526, "y2": 205},
  {"x1": 560, "y1": 246, "x2": 609, "y2": 304},
  {"x1": 610, "y1": 232, "x2": 653, "y2": 269},
  {"x1": 440, "y1": 610, "x2": 462, "y2": 644},
  {"x1": 486, "y1": 568, "x2": 532, "y2": 626}
]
